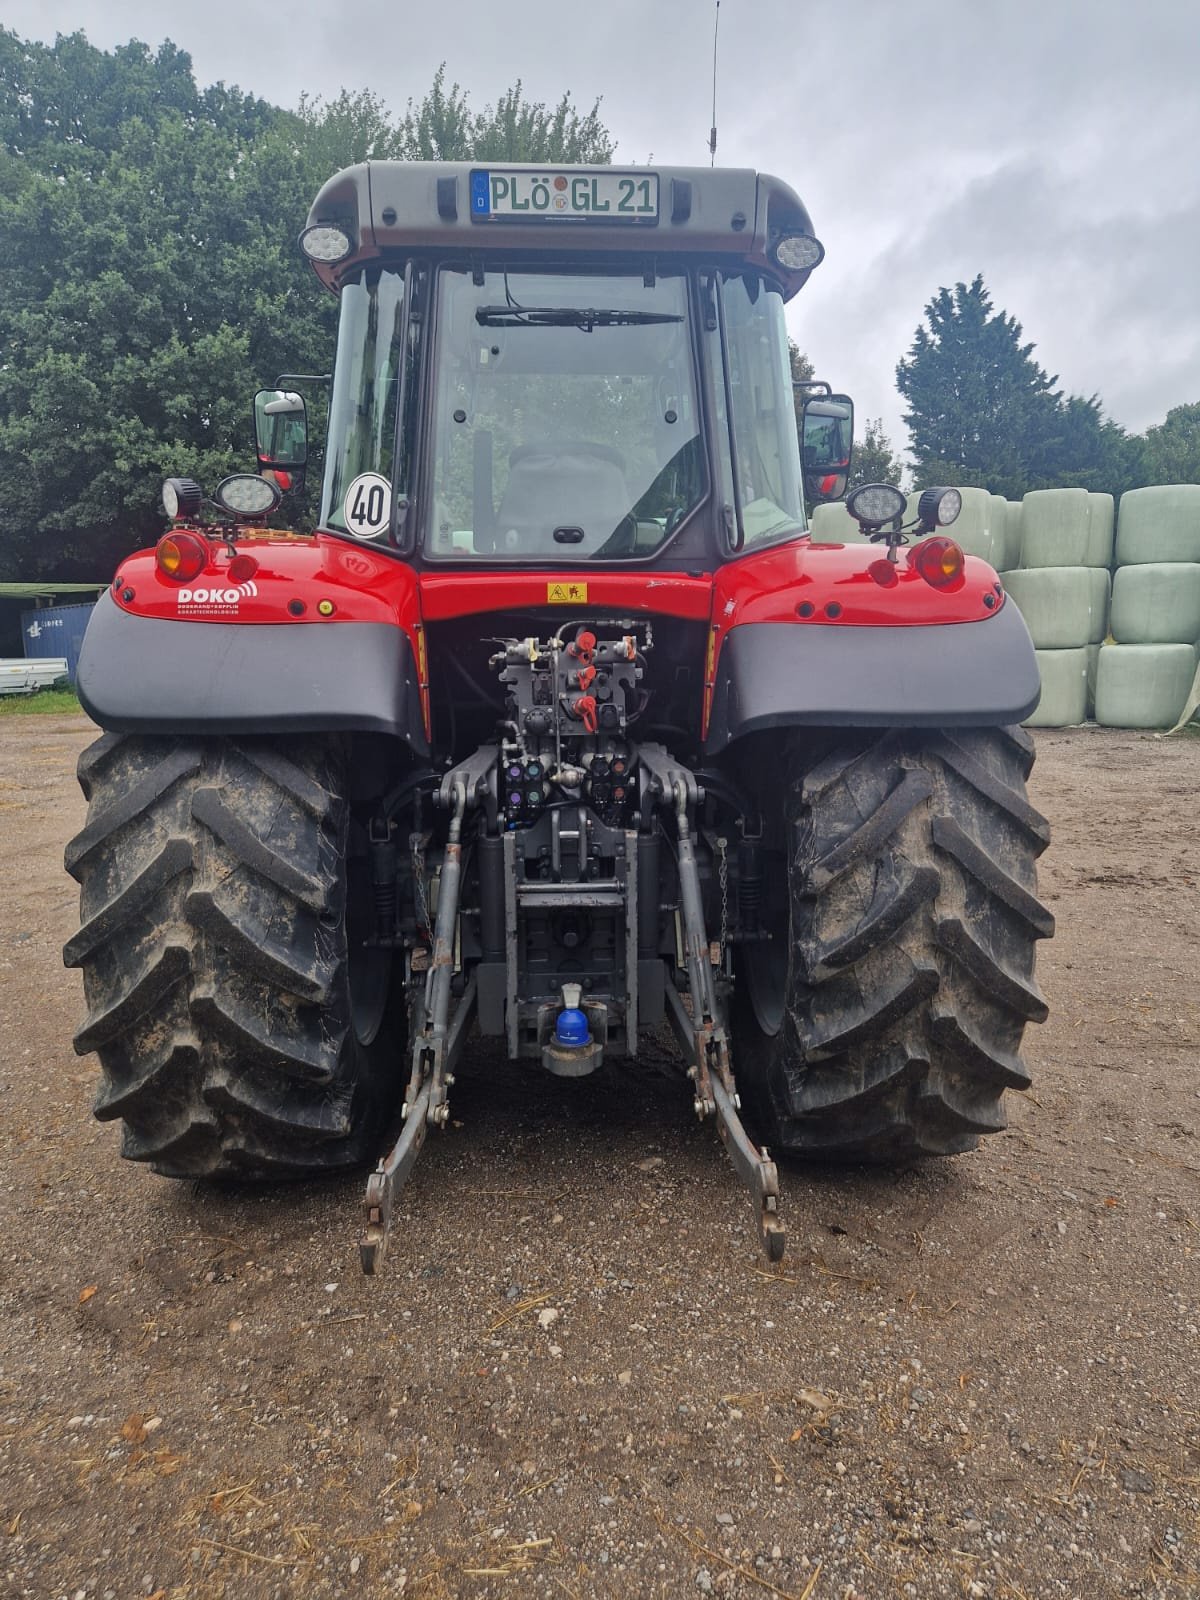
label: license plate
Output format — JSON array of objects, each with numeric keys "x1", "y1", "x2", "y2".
[{"x1": 470, "y1": 169, "x2": 658, "y2": 223}]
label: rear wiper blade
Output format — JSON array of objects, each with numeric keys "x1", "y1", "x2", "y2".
[{"x1": 475, "y1": 306, "x2": 683, "y2": 331}]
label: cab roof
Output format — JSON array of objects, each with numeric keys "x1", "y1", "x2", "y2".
[{"x1": 304, "y1": 161, "x2": 819, "y2": 299}]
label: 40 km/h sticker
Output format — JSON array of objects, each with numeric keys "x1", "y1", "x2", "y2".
[{"x1": 343, "y1": 473, "x2": 392, "y2": 539}]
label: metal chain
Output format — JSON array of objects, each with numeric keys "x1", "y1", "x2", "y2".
[{"x1": 716, "y1": 835, "x2": 729, "y2": 963}]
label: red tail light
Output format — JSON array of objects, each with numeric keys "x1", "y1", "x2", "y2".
[
  {"x1": 227, "y1": 553, "x2": 258, "y2": 584},
  {"x1": 912, "y1": 536, "x2": 965, "y2": 589},
  {"x1": 155, "y1": 530, "x2": 209, "y2": 583}
]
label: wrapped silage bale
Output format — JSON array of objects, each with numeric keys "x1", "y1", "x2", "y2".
[
  {"x1": 1094, "y1": 642, "x2": 1200, "y2": 728},
  {"x1": 1002, "y1": 500, "x2": 1024, "y2": 573},
  {"x1": 1023, "y1": 647, "x2": 1090, "y2": 727},
  {"x1": 1086, "y1": 642, "x2": 1101, "y2": 717},
  {"x1": 808, "y1": 501, "x2": 870, "y2": 543},
  {"x1": 1085, "y1": 493, "x2": 1115, "y2": 568},
  {"x1": 1116, "y1": 485, "x2": 1200, "y2": 564},
  {"x1": 1000, "y1": 567, "x2": 1110, "y2": 648},
  {"x1": 985, "y1": 494, "x2": 1015, "y2": 571},
  {"x1": 1020, "y1": 488, "x2": 1092, "y2": 567},
  {"x1": 1110, "y1": 562, "x2": 1200, "y2": 644}
]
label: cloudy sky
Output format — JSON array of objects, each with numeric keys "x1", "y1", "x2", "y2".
[{"x1": 9, "y1": 0, "x2": 1199, "y2": 458}]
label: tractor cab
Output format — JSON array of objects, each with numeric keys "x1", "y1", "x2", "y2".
[{"x1": 261, "y1": 161, "x2": 845, "y2": 566}]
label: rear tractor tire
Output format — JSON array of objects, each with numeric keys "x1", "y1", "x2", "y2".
[
  {"x1": 734, "y1": 726, "x2": 1053, "y2": 1159},
  {"x1": 64, "y1": 733, "x2": 402, "y2": 1177}
]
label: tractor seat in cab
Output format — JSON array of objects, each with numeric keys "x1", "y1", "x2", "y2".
[{"x1": 493, "y1": 441, "x2": 633, "y2": 556}]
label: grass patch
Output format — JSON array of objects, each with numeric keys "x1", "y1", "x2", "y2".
[{"x1": 0, "y1": 686, "x2": 81, "y2": 716}]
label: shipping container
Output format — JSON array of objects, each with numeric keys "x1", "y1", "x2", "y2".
[{"x1": 20, "y1": 601, "x2": 96, "y2": 684}]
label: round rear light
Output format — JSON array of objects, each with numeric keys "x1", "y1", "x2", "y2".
[
  {"x1": 156, "y1": 530, "x2": 209, "y2": 583},
  {"x1": 912, "y1": 536, "x2": 965, "y2": 589},
  {"x1": 227, "y1": 554, "x2": 258, "y2": 584}
]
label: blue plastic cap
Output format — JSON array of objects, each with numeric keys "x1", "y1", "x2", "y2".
[{"x1": 555, "y1": 1008, "x2": 591, "y2": 1047}]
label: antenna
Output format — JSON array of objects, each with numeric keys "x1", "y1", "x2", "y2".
[{"x1": 709, "y1": 0, "x2": 720, "y2": 166}]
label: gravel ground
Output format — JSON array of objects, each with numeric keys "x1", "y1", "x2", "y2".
[{"x1": 1, "y1": 715, "x2": 1197, "y2": 1600}]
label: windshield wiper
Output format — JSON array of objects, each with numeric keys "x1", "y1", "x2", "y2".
[{"x1": 475, "y1": 306, "x2": 683, "y2": 331}]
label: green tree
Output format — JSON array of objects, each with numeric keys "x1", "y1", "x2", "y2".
[
  {"x1": 896, "y1": 275, "x2": 1064, "y2": 499},
  {"x1": 1047, "y1": 393, "x2": 1145, "y2": 494},
  {"x1": 0, "y1": 34, "x2": 616, "y2": 578},
  {"x1": 295, "y1": 70, "x2": 613, "y2": 170},
  {"x1": 398, "y1": 68, "x2": 612, "y2": 163},
  {"x1": 0, "y1": 33, "x2": 326, "y2": 575},
  {"x1": 1141, "y1": 401, "x2": 1200, "y2": 483},
  {"x1": 848, "y1": 418, "x2": 902, "y2": 491},
  {"x1": 895, "y1": 274, "x2": 1146, "y2": 498}
]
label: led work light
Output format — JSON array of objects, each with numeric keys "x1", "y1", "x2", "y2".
[
  {"x1": 161, "y1": 477, "x2": 203, "y2": 520},
  {"x1": 770, "y1": 233, "x2": 825, "y2": 272},
  {"x1": 299, "y1": 223, "x2": 353, "y2": 263},
  {"x1": 917, "y1": 487, "x2": 963, "y2": 531},
  {"x1": 214, "y1": 474, "x2": 281, "y2": 519},
  {"x1": 845, "y1": 482, "x2": 907, "y2": 529}
]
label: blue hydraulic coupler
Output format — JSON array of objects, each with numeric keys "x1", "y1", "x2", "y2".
[
  {"x1": 555, "y1": 1006, "x2": 590, "y2": 1047},
  {"x1": 543, "y1": 984, "x2": 604, "y2": 1077}
]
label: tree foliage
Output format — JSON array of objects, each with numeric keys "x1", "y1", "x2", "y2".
[
  {"x1": 896, "y1": 275, "x2": 1063, "y2": 499},
  {"x1": 0, "y1": 33, "x2": 614, "y2": 577},
  {"x1": 1141, "y1": 402, "x2": 1200, "y2": 484},
  {"x1": 294, "y1": 70, "x2": 612, "y2": 173},
  {"x1": 896, "y1": 274, "x2": 1145, "y2": 499},
  {"x1": 847, "y1": 418, "x2": 901, "y2": 492}
]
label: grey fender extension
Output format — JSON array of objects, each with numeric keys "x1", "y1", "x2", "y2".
[
  {"x1": 704, "y1": 604, "x2": 1040, "y2": 752},
  {"x1": 77, "y1": 591, "x2": 428, "y2": 751}
]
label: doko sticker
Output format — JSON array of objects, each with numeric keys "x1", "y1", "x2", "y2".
[
  {"x1": 343, "y1": 473, "x2": 392, "y2": 539},
  {"x1": 175, "y1": 580, "x2": 258, "y2": 614}
]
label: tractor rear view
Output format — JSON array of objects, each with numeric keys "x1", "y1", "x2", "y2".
[{"x1": 66, "y1": 162, "x2": 1052, "y2": 1269}]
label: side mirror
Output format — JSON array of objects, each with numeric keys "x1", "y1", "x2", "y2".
[
  {"x1": 801, "y1": 392, "x2": 854, "y2": 504},
  {"x1": 253, "y1": 389, "x2": 308, "y2": 494}
]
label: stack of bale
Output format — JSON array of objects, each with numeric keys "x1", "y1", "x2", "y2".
[
  {"x1": 999, "y1": 489, "x2": 1113, "y2": 727},
  {"x1": 1095, "y1": 487, "x2": 1200, "y2": 728}
]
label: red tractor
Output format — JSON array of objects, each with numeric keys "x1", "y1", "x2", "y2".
[{"x1": 66, "y1": 162, "x2": 1051, "y2": 1269}]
